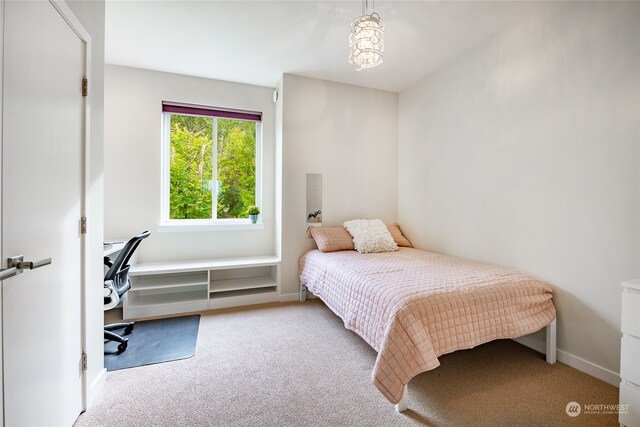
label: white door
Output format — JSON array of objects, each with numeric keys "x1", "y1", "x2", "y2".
[{"x1": 2, "y1": 1, "x2": 85, "y2": 425}]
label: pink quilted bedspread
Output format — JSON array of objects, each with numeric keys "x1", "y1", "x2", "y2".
[{"x1": 299, "y1": 248, "x2": 555, "y2": 404}]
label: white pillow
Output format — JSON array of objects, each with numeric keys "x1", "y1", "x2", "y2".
[{"x1": 343, "y1": 219, "x2": 398, "y2": 254}]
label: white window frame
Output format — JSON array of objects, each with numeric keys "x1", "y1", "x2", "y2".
[{"x1": 159, "y1": 112, "x2": 263, "y2": 232}]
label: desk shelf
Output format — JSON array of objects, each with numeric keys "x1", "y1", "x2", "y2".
[
  {"x1": 128, "y1": 289, "x2": 208, "y2": 307},
  {"x1": 210, "y1": 287, "x2": 278, "y2": 309},
  {"x1": 124, "y1": 256, "x2": 280, "y2": 319},
  {"x1": 134, "y1": 272, "x2": 208, "y2": 291},
  {"x1": 211, "y1": 277, "x2": 277, "y2": 293}
]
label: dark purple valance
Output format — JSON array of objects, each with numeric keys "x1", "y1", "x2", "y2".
[{"x1": 162, "y1": 102, "x2": 262, "y2": 122}]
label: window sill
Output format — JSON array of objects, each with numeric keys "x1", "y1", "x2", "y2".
[{"x1": 157, "y1": 222, "x2": 264, "y2": 232}]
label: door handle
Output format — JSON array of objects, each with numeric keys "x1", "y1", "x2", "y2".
[
  {"x1": 0, "y1": 267, "x2": 18, "y2": 281},
  {"x1": 7, "y1": 255, "x2": 52, "y2": 274}
]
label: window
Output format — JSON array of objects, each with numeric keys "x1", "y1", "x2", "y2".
[{"x1": 161, "y1": 102, "x2": 262, "y2": 228}]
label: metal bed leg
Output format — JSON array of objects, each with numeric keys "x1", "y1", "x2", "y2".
[
  {"x1": 546, "y1": 318, "x2": 557, "y2": 364},
  {"x1": 300, "y1": 284, "x2": 307, "y2": 302},
  {"x1": 395, "y1": 385, "x2": 408, "y2": 412}
]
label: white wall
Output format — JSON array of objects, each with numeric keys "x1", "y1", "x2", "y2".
[
  {"x1": 398, "y1": 2, "x2": 640, "y2": 375},
  {"x1": 104, "y1": 65, "x2": 276, "y2": 262},
  {"x1": 280, "y1": 74, "x2": 398, "y2": 295},
  {"x1": 0, "y1": 0, "x2": 4, "y2": 420},
  {"x1": 275, "y1": 79, "x2": 283, "y2": 262},
  {"x1": 66, "y1": 0, "x2": 106, "y2": 407}
]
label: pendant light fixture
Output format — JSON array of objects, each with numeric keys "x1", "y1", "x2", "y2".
[{"x1": 348, "y1": 0, "x2": 384, "y2": 71}]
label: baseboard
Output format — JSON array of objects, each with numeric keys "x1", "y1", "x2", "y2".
[
  {"x1": 87, "y1": 367, "x2": 107, "y2": 408},
  {"x1": 512, "y1": 336, "x2": 620, "y2": 387},
  {"x1": 279, "y1": 293, "x2": 300, "y2": 302},
  {"x1": 279, "y1": 292, "x2": 319, "y2": 302}
]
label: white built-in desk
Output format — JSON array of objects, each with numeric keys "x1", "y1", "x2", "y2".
[
  {"x1": 103, "y1": 241, "x2": 125, "y2": 257},
  {"x1": 124, "y1": 256, "x2": 281, "y2": 319}
]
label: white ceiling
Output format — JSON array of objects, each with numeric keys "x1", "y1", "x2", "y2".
[{"x1": 105, "y1": 1, "x2": 544, "y2": 93}]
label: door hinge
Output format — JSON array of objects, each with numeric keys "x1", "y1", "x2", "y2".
[
  {"x1": 81, "y1": 216, "x2": 87, "y2": 234},
  {"x1": 82, "y1": 353, "x2": 88, "y2": 372},
  {"x1": 82, "y1": 78, "x2": 88, "y2": 97}
]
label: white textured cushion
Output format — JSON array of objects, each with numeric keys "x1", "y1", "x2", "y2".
[{"x1": 343, "y1": 219, "x2": 398, "y2": 254}]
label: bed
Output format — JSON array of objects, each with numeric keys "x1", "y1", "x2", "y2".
[{"x1": 299, "y1": 247, "x2": 556, "y2": 411}]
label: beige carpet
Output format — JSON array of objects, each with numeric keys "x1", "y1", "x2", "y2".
[{"x1": 79, "y1": 300, "x2": 618, "y2": 427}]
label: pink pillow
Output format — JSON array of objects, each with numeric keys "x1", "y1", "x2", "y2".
[
  {"x1": 309, "y1": 227, "x2": 355, "y2": 253},
  {"x1": 387, "y1": 223, "x2": 412, "y2": 247}
]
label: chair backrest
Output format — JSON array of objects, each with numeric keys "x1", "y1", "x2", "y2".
[{"x1": 104, "y1": 231, "x2": 150, "y2": 290}]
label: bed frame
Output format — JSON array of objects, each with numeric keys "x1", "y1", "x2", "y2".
[{"x1": 300, "y1": 284, "x2": 557, "y2": 412}]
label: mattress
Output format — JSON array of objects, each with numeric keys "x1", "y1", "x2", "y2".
[{"x1": 299, "y1": 247, "x2": 556, "y2": 404}]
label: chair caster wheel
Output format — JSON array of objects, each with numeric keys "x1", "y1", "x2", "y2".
[
  {"x1": 118, "y1": 341, "x2": 128, "y2": 352},
  {"x1": 124, "y1": 324, "x2": 134, "y2": 335}
]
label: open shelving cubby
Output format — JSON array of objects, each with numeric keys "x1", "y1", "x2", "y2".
[
  {"x1": 125, "y1": 256, "x2": 280, "y2": 319},
  {"x1": 209, "y1": 263, "x2": 279, "y2": 309}
]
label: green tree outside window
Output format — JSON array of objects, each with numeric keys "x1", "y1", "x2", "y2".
[{"x1": 169, "y1": 114, "x2": 256, "y2": 220}]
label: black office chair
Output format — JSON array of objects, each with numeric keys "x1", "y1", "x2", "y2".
[{"x1": 104, "y1": 230, "x2": 150, "y2": 352}]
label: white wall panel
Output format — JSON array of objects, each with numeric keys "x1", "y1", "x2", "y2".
[{"x1": 398, "y1": 2, "x2": 640, "y2": 373}]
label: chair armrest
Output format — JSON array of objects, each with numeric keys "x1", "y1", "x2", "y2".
[{"x1": 104, "y1": 280, "x2": 120, "y2": 311}]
